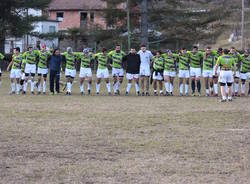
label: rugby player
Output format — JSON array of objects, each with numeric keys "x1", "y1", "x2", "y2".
[
  {"x1": 203, "y1": 47, "x2": 215, "y2": 96},
  {"x1": 123, "y1": 47, "x2": 141, "y2": 96},
  {"x1": 152, "y1": 51, "x2": 164, "y2": 96},
  {"x1": 108, "y1": 44, "x2": 126, "y2": 95},
  {"x1": 138, "y1": 44, "x2": 153, "y2": 96},
  {"x1": 22, "y1": 46, "x2": 39, "y2": 94},
  {"x1": 162, "y1": 49, "x2": 177, "y2": 96},
  {"x1": 37, "y1": 44, "x2": 51, "y2": 95},
  {"x1": 215, "y1": 49, "x2": 236, "y2": 102},
  {"x1": 212, "y1": 48, "x2": 223, "y2": 96},
  {"x1": 6, "y1": 47, "x2": 22, "y2": 95},
  {"x1": 177, "y1": 48, "x2": 190, "y2": 96},
  {"x1": 95, "y1": 48, "x2": 111, "y2": 95},
  {"x1": 0, "y1": 52, "x2": 5, "y2": 87},
  {"x1": 188, "y1": 46, "x2": 203, "y2": 96},
  {"x1": 240, "y1": 49, "x2": 250, "y2": 96},
  {"x1": 78, "y1": 48, "x2": 93, "y2": 95},
  {"x1": 62, "y1": 47, "x2": 78, "y2": 95}
]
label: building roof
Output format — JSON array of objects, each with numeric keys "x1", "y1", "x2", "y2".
[{"x1": 49, "y1": 0, "x2": 107, "y2": 11}]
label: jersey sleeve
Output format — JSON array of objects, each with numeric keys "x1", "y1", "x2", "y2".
[
  {"x1": 216, "y1": 56, "x2": 221, "y2": 66},
  {"x1": 0, "y1": 53, "x2": 4, "y2": 60}
]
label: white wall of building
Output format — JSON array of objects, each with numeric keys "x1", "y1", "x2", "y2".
[{"x1": 4, "y1": 9, "x2": 59, "y2": 53}]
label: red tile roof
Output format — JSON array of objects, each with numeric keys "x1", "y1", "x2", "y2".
[{"x1": 49, "y1": 0, "x2": 107, "y2": 11}]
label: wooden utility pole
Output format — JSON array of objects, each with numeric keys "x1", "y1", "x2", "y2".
[
  {"x1": 241, "y1": 0, "x2": 245, "y2": 50},
  {"x1": 127, "y1": 0, "x2": 131, "y2": 51},
  {"x1": 141, "y1": 0, "x2": 148, "y2": 46}
]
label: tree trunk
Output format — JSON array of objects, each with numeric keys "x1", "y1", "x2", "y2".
[
  {"x1": 0, "y1": 30, "x2": 5, "y2": 53},
  {"x1": 141, "y1": 0, "x2": 148, "y2": 46}
]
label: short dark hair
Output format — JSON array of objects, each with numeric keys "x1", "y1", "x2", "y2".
[
  {"x1": 218, "y1": 48, "x2": 223, "y2": 52},
  {"x1": 141, "y1": 44, "x2": 146, "y2": 47},
  {"x1": 102, "y1": 48, "x2": 107, "y2": 52},
  {"x1": 223, "y1": 49, "x2": 229, "y2": 54},
  {"x1": 193, "y1": 46, "x2": 198, "y2": 49},
  {"x1": 116, "y1": 44, "x2": 121, "y2": 47},
  {"x1": 53, "y1": 48, "x2": 60, "y2": 55},
  {"x1": 156, "y1": 50, "x2": 162, "y2": 55},
  {"x1": 15, "y1": 47, "x2": 20, "y2": 52},
  {"x1": 206, "y1": 46, "x2": 211, "y2": 50},
  {"x1": 231, "y1": 46, "x2": 235, "y2": 50}
]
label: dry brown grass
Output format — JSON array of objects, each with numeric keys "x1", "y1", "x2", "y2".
[{"x1": 0, "y1": 73, "x2": 250, "y2": 184}]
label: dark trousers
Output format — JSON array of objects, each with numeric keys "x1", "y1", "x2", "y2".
[{"x1": 50, "y1": 70, "x2": 60, "y2": 93}]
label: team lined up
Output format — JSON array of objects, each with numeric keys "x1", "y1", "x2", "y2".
[{"x1": 0, "y1": 44, "x2": 250, "y2": 101}]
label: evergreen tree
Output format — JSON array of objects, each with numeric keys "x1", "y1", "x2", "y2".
[{"x1": 0, "y1": 0, "x2": 51, "y2": 53}]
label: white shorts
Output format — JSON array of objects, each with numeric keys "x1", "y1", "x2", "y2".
[
  {"x1": 21, "y1": 73, "x2": 25, "y2": 80},
  {"x1": 97, "y1": 68, "x2": 109, "y2": 79},
  {"x1": 178, "y1": 70, "x2": 190, "y2": 78},
  {"x1": 37, "y1": 68, "x2": 48, "y2": 75},
  {"x1": 0, "y1": 68, "x2": 1, "y2": 74},
  {"x1": 79, "y1": 67, "x2": 92, "y2": 78},
  {"x1": 153, "y1": 71, "x2": 163, "y2": 81},
  {"x1": 65, "y1": 68, "x2": 76, "y2": 78},
  {"x1": 219, "y1": 70, "x2": 234, "y2": 84},
  {"x1": 140, "y1": 66, "x2": 151, "y2": 76},
  {"x1": 241, "y1": 72, "x2": 250, "y2": 80},
  {"x1": 126, "y1": 73, "x2": 139, "y2": 80},
  {"x1": 112, "y1": 68, "x2": 124, "y2": 77},
  {"x1": 213, "y1": 66, "x2": 220, "y2": 76},
  {"x1": 25, "y1": 63, "x2": 36, "y2": 74},
  {"x1": 203, "y1": 70, "x2": 213, "y2": 78},
  {"x1": 10, "y1": 69, "x2": 21, "y2": 79},
  {"x1": 163, "y1": 70, "x2": 176, "y2": 77},
  {"x1": 190, "y1": 67, "x2": 201, "y2": 77},
  {"x1": 235, "y1": 71, "x2": 240, "y2": 78}
]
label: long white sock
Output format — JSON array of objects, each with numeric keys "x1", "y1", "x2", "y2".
[
  {"x1": 180, "y1": 84, "x2": 183, "y2": 94},
  {"x1": 234, "y1": 83, "x2": 239, "y2": 93},
  {"x1": 43, "y1": 81, "x2": 46, "y2": 93},
  {"x1": 31, "y1": 81, "x2": 34, "y2": 92},
  {"x1": 106, "y1": 82, "x2": 111, "y2": 93},
  {"x1": 113, "y1": 82, "x2": 117, "y2": 93},
  {"x1": 126, "y1": 83, "x2": 132, "y2": 93},
  {"x1": 222, "y1": 95, "x2": 226, "y2": 100},
  {"x1": 165, "y1": 82, "x2": 169, "y2": 92},
  {"x1": 206, "y1": 89, "x2": 209, "y2": 95},
  {"x1": 241, "y1": 84, "x2": 245, "y2": 94},
  {"x1": 185, "y1": 84, "x2": 189, "y2": 94},
  {"x1": 11, "y1": 82, "x2": 15, "y2": 92},
  {"x1": 170, "y1": 83, "x2": 173, "y2": 93},
  {"x1": 117, "y1": 82, "x2": 121, "y2": 90},
  {"x1": 67, "y1": 82, "x2": 70, "y2": 92},
  {"x1": 96, "y1": 83, "x2": 100, "y2": 93},
  {"x1": 38, "y1": 83, "x2": 41, "y2": 92},
  {"x1": 135, "y1": 83, "x2": 140, "y2": 92},
  {"x1": 88, "y1": 83, "x2": 91, "y2": 90},
  {"x1": 23, "y1": 82, "x2": 27, "y2": 92},
  {"x1": 69, "y1": 82, "x2": 72, "y2": 93},
  {"x1": 16, "y1": 84, "x2": 20, "y2": 93},
  {"x1": 214, "y1": 84, "x2": 218, "y2": 94},
  {"x1": 80, "y1": 84, "x2": 84, "y2": 93}
]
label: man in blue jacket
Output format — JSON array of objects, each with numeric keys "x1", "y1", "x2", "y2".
[{"x1": 49, "y1": 48, "x2": 62, "y2": 95}]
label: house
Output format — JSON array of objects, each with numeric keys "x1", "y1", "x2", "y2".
[
  {"x1": 5, "y1": 9, "x2": 59, "y2": 53},
  {"x1": 48, "y1": 0, "x2": 125, "y2": 30}
]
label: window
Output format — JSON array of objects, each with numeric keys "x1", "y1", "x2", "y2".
[
  {"x1": 80, "y1": 12, "x2": 88, "y2": 28},
  {"x1": 56, "y1": 12, "x2": 64, "y2": 21},
  {"x1": 80, "y1": 12, "x2": 88, "y2": 21},
  {"x1": 49, "y1": 26, "x2": 56, "y2": 33},
  {"x1": 90, "y1": 12, "x2": 94, "y2": 22}
]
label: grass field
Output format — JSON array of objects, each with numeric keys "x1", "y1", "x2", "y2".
[{"x1": 0, "y1": 72, "x2": 250, "y2": 184}]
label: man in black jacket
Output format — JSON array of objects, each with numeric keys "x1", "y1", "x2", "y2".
[{"x1": 123, "y1": 48, "x2": 141, "y2": 96}]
